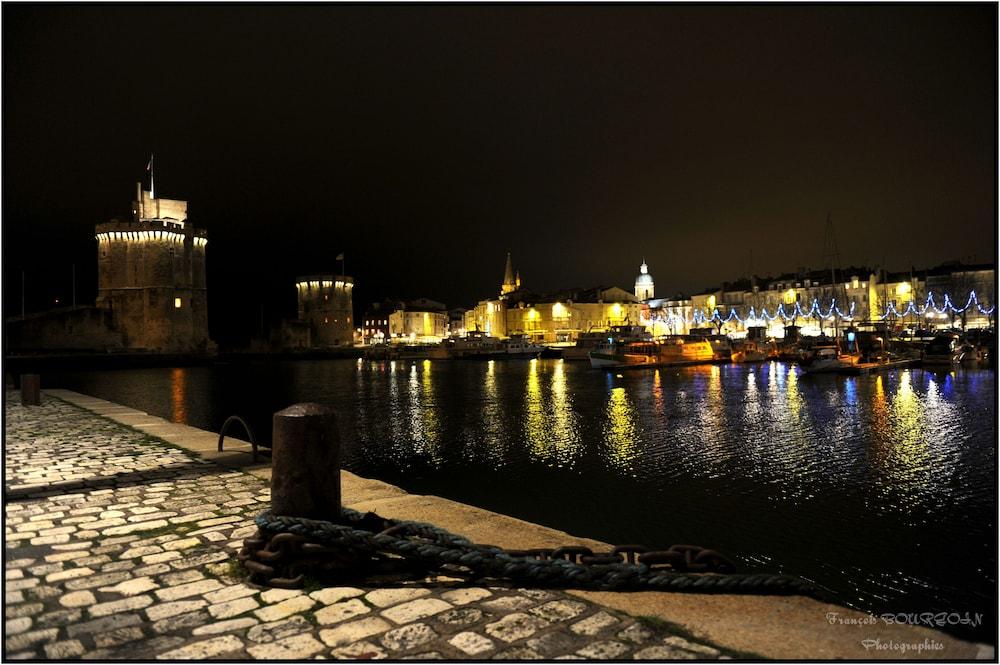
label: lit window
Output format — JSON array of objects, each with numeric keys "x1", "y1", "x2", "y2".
[{"x1": 174, "y1": 298, "x2": 182, "y2": 308}]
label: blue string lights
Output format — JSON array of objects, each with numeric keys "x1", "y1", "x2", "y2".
[{"x1": 652, "y1": 291, "x2": 995, "y2": 327}]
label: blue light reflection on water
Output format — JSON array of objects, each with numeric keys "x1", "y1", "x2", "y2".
[{"x1": 47, "y1": 359, "x2": 995, "y2": 640}]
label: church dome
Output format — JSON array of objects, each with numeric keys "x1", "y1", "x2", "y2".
[{"x1": 635, "y1": 262, "x2": 654, "y2": 285}]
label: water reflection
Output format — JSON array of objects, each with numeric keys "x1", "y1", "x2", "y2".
[
  {"x1": 603, "y1": 386, "x2": 638, "y2": 473},
  {"x1": 170, "y1": 367, "x2": 187, "y2": 423}
]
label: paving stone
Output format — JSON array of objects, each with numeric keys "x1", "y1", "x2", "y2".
[
  {"x1": 494, "y1": 645, "x2": 544, "y2": 659},
  {"x1": 103, "y1": 519, "x2": 169, "y2": 536},
  {"x1": 449, "y1": 630, "x2": 496, "y2": 655},
  {"x1": 120, "y1": 545, "x2": 163, "y2": 559},
  {"x1": 156, "y1": 634, "x2": 244, "y2": 659},
  {"x1": 308, "y1": 586, "x2": 365, "y2": 605},
  {"x1": 319, "y1": 615, "x2": 392, "y2": 647},
  {"x1": 530, "y1": 599, "x2": 588, "y2": 622},
  {"x1": 94, "y1": 627, "x2": 146, "y2": 648},
  {"x1": 5, "y1": 578, "x2": 40, "y2": 592},
  {"x1": 141, "y1": 551, "x2": 182, "y2": 565},
  {"x1": 27, "y1": 585, "x2": 63, "y2": 601},
  {"x1": 191, "y1": 616, "x2": 259, "y2": 636},
  {"x1": 617, "y1": 623, "x2": 654, "y2": 644},
  {"x1": 247, "y1": 632, "x2": 326, "y2": 659},
  {"x1": 36, "y1": 608, "x2": 83, "y2": 628},
  {"x1": 246, "y1": 615, "x2": 312, "y2": 643},
  {"x1": 162, "y1": 537, "x2": 201, "y2": 551},
  {"x1": 380, "y1": 622, "x2": 438, "y2": 652},
  {"x1": 527, "y1": 631, "x2": 587, "y2": 657},
  {"x1": 382, "y1": 597, "x2": 452, "y2": 624},
  {"x1": 485, "y1": 612, "x2": 550, "y2": 643},
  {"x1": 259, "y1": 587, "x2": 302, "y2": 603},
  {"x1": 482, "y1": 595, "x2": 537, "y2": 612},
  {"x1": 5, "y1": 627, "x2": 59, "y2": 651},
  {"x1": 98, "y1": 576, "x2": 159, "y2": 596},
  {"x1": 577, "y1": 640, "x2": 631, "y2": 659},
  {"x1": 65, "y1": 571, "x2": 131, "y2": 591},
  {"x1": 662, "y1": 635, "x2": 721, "y2": 656},
  {"x1": 314, "y1": 597, "x2": 370, "y2": 625},
  {"x1": 168, "y1": 551, "x2": 228, "y2": 569},
  {"x1": 634, "y1": 645, "x2": 699, "y2": 660},
  {"x1": 436, "y1": 606, "x2": 486, "y2": 626},
  {"x1": 5, "y1": 602, "x2": 44, "y2": 618},
  {"x1": 6, "y1": 616, "x2": 32, "y2": 634},
  {"x1": 570, "y1": 611, "x2": 620, "y2": 636},
  {"x1": 154, "y1": 578, "x2": 223, "y2": 601},
  {"x1": 253, "y1": 594, "x2": 316, "y2": 622},
  {"x1": 152, "y1": 609, "x2": 211, "y2": 634},
  {"x1": 208, "y1": 595, "x2": 259, "y2": 619},
  {"x1": 365, "y1": 587, "x2": 431, "y2": 608},
  {"x1": 42, "y1": 639, "x2": 86, "y2": 659},
  {"x1": 67, "y1": 612, "x2": 143, "y2": 637},
  {"x1": 5, "y1": 591, "x2": 25, "y2": 605},
  {"x1": 204, "y1": 583, "x2": 258, "y2": 605},
  {"x1": 440, "y1": 587, "x2": 492, "y2": 605},
  {"x1": 402, "y1": 650, "x2": 443, "y2": 659},
  {"x1": 331, "y1": 640, "x2": 388, "y2": 659},
  {"x1": 146, "y1": 599, "x2": 208, "y2": 621},
  {"x1": 160, "y1": 569, "x2": 204, "y2": 586},
  {"x1": 89, "y1": 594, "x2": 154, "y2": 618}
]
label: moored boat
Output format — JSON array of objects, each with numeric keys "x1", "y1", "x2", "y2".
[
  {"x1": 563, "y1": 325, "x2": 651, "y2": 361},
  {"x1": 731, "y1": 340, "x2": 769, "y2": 363},
  {"x1": 589, "y1": 335, "x2": 714, "y2": 369},
  {"x1": 800, "y1": 341, "x2": 861, "y2": 374},
  {"x1": 921, "y1": 334, "x2": 963, "y2": 366}
]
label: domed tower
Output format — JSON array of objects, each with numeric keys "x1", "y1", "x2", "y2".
[
  {"x1": 95, "y1": 182, "x2": 211, "y2": 352},
  {"x1": 296, "y1": 275, "x2": 355, "y2": 346},
  {"x1": 634, "y1": 260, "x2": 655, "y2": 301}
]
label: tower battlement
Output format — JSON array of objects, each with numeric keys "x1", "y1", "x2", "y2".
[
  {"x1": 94, "y1": 183, "x2": 212, "y2": 352},
  {"x1": 295, "y1": 275, "x2": 354, "y2": 346}
]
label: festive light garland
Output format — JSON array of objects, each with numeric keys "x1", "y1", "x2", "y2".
[{"x1": 649, "y1": 291, "x2": 995, "y2": 327}]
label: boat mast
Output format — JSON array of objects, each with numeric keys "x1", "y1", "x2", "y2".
[{"x1": 821, "y1": 213, "x2": 843, "y2": 342}]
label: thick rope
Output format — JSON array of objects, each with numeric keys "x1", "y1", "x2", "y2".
[{"x1": 253, "y1": 509, "x2": 822, "y2": 598}]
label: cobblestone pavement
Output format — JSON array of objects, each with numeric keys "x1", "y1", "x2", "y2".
[{"x1": 4, "y1": 392, "x2": 731, "y2": 660}]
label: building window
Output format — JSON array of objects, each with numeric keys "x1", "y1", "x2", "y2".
[{"x1": 174, "y1": 297, "x2": 182, "y2": 309}]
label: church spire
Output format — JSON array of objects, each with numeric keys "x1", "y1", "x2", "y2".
[{"x1": 501, "y1": 252, "x2": 517, "y2": 297}]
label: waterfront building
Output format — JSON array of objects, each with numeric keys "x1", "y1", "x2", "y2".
[
  {"x1": 295, "y1": 275, "x2": 354, "y2": 346},
  {"x1": 505, "y1": 287, "x2": 642, "y2": 343},
  {"x1": 94, "y1": 182, "x2": 212, "y2": 352},
  {"x1": 389, "y1": 298, "x2": 449, "y2": 343},
  {"x1": 643, "y1": 295, "x2": 694, "y2": 336},
  {"x1": 924, "y1": 262, "x2": 995, "y2": 329},
  {"x1": 634, "y1": 260, "x2": 655, "y2": 301},
  {"x1": 362, "y1": 300, "x2": 396, "y2": 344},
  {"x1": 447, "y1": 307, "x2": 468, "y2": 337}
]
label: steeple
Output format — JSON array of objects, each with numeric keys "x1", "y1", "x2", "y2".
[{"x1": 501, "y1": 252, "x2": 518, "y2": 297}]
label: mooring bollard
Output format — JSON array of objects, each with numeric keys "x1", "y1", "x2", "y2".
[
  {"x1": 20, "y1": 374, "x2": 40, "y2": 406},
  {"x1": 271, "y1": 403, "x2": 342, "y2": 520}
]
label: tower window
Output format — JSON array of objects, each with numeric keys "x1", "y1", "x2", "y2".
[{"x1": 174, "y1": 298, "x2": 182, "y2": 308}]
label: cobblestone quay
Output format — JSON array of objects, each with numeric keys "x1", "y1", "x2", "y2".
[{"x1": 4, "y1": 392, "x2": 729, "y2": 660}]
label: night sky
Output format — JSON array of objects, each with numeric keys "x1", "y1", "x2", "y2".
[{"x1": 4, "y1": 5, "x2": 996, "y2": 347}]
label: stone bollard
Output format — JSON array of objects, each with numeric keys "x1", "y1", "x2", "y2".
[
  {"x1": 20, "y1": 374, "x2": 40, "y2": 406},
  {"x1": 271, "y1": 403, "x2": 342, "y2": 520}
]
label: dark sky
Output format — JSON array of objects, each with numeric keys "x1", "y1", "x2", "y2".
[{"x1": 4, "y1": 4, "x2": 996, "y2": 346}]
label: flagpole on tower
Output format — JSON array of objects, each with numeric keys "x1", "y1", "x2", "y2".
[{"x1": 147, "y1": 153, "x2": 155, "y2": 198}]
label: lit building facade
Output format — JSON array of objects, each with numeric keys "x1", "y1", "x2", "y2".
[
  {"x1": 94, "y1": 182, "x2": 211, "y2": 352},
  {"x1": 389, "y1": 298, "x2": 448, "y2": 343},
  {"x1": 295, "y1": 275, "x2": 354, "y2": 346}
]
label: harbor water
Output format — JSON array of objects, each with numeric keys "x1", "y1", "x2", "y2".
[{"x1": 46, "y1": 358, "x2": 995, "y2": 641}]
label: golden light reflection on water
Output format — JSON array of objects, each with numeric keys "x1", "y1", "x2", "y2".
[
  {"x1": 525, "y1": 360, "x2": 579, "y2": 466},
  {"x1": 170, "y1": 367, "x2": 187, "y2": 423},
  {"x1": 407, "y1": 362, "x2": 440, "y2": 462},
  {"x1": 604, "y1": 386, "x2": 637, "y2": 472},
  {"x1": 479, "y1": 360, "x2": 506, "y2": 465},
  {"x1": 869, "y1": 371, "x2": 931, "y2": 496}
]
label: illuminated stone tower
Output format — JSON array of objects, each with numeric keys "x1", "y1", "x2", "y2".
[
  {"x1": 634, "y1": 260, "x2": 655, "y2": 301},
  {"x1": 95, "y1": 183, "x2": 211, "y2": 352},
  {"x1": 296, "y1": 275, "x2": 355, "y2": 346}
]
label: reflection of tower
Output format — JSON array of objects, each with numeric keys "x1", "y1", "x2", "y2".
[
  {"x1": 296, "y1": 275, "x2": 355, "y2": 346},
  {"x1": 95, "y1": 182, "x2": 211, "y2": 351},
  {"x1": 634, "y1": 259, "x2": 655, "y2": 301},
  {"x1": 500, "y1": 252, "x2": 519, "y2": 297}
]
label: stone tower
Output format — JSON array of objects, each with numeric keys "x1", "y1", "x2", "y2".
[
  {"x1": 296, "y1": 275, "x2": 355, "y2": 346},
  {"x1": 95, "y1": 183, "x2": 211, "y2": 352},
  {"x1": 634, "y1": 260, "x2": 655, "y2": 301}
]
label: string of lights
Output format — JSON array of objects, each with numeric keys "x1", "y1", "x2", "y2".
[{"x1": 652, "y1": 291, "x2": 995, "y2": 326}]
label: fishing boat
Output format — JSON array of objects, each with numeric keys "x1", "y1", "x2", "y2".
[
  {"x1": 922, "y1": 334, "x2": 963, "y2": 366},
  {"x1": 800, "y1": 340, "x2": 861, "y2": 374},
  {"x1": 502, "y1": 335, "x2": 545, "y2": 359},
  {"x1": 448, "y1": 331, "x2": 504, "y2": 359},
  {"x1": 562, "y1": 325, "x2": 651, "y2": 360},
  {"x1": 589, "y1": 335, "x2": 714, "y2": 369},
  {"x1": 731, "y1": 340, "x2": 769, "y2": 363}
]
